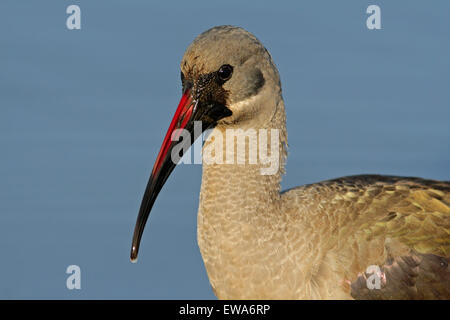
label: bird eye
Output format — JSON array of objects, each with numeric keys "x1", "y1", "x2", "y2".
[
  {"x1": 180, "y1": 71, "x2": 185, "y2": 82},
  {"x1": 217, "y1": 64, "x2": 233, "y2": 82}
]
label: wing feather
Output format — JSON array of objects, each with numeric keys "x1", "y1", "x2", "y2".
[{"x1": 282, "y1": 174, "x2": 450, "y2": 299}]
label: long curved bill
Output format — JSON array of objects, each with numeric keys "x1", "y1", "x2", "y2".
[{"x1": 131, "y1": 89, "x2": 198, "y2": 262}]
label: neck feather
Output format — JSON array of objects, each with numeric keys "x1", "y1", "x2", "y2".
[{"x1": 199, "y1": 94, "x2": 287, "y2": 224}]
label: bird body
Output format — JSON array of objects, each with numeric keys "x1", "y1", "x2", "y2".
[
  {"x1": 131, "y1": 26, "x2": 450, "y2": 299},
  {"x1": 200, "y1": 168, "x2": 450, "y2": 299}
]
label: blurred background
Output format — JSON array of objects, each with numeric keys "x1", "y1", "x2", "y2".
[{"x1": 0, "y1": 0, "x2": 449, "y2": 299}]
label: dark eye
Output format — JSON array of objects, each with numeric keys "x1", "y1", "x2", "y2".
[
  {"x1": 217, "y1": 64, "x2": 233, "y2": 82},
  {"x1": 180, "y1": 71, "x2": 185, "y2": 82}
]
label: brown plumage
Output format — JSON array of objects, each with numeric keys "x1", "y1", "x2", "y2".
[
  {"x1": 282, "y1": 175, "x2": 450, "y2": 299},
  {"x1": 131, "y1": 26, "x2": 450, "y2": 299}
]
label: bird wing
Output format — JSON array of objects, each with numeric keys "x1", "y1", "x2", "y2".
[{"x1": 282, "y1": 174, "x2": 450, "y2": 299}]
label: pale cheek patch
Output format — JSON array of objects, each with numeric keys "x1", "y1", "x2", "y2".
[{"x1": 232, "y1": 68, "x2": 265, "y2": 102}]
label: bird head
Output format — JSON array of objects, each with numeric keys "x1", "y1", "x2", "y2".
[{"x1": 131, "y1": 25, "x2": 282, "y2": 262}]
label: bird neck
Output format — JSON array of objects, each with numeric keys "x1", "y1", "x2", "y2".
[
  {"x1": 196, "y1": 97, "x2": 289, "y2": 298},
  {"x1": 198, "y1": 96, "x2": 287, "y2": 231}
]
